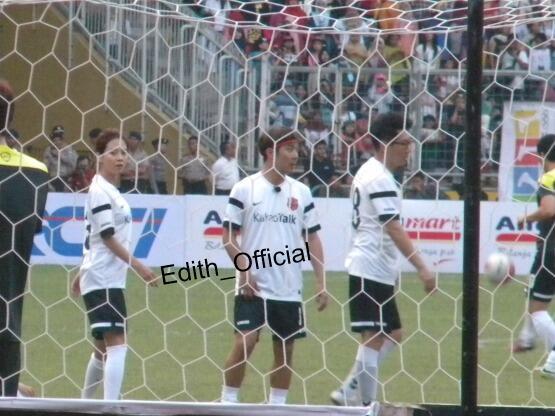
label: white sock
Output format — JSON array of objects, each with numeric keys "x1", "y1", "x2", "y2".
[
  {"x1": 545, "y1": 349, "x2": 555, "y2": 371},
  {"x1": 82, "y1": 354, "x2": 103, "y2": 399},
  {"x1": 378, "y1": 338, "x2": 396, "y2": 363},
  {"x1": 104, "y1": 345, "x2": 127, "y2": 400},
  {"x1": 268, "y1": 387, "x2": 288, "y2": 404},
  {"x1": 356, "y1": 345, "x2": 379, "y2": 406},
  {"x1": 221, "y1": 385, "x2": 240, "y2": 403},
  {"x1": 518, "y1": 314, "x2": 536, "y2": 346},
  {"x1": 341, "y1": 339, "x2": 396, "y2": 392},
  {"x1": 531, "y1": 311, "x2": 555, "y2": 349}
]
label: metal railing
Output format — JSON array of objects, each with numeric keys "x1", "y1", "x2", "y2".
[{"x1": 60, "y1": 0, "x2": 252, "y2": 162}]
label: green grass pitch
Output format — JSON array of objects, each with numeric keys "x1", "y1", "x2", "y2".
[{"x1": 20, "y1": 265, "x2": 555, "y2": 406}]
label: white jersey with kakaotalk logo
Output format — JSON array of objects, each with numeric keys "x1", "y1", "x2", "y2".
[
  {"x1": 80, "y1": 174, "x2": 133, "y2": 295},
  {"x1": 223, "y1": 172, "x2": 320, "y2": 302},
  {"x1": 345, "y1": 157, "x2": 401, "y2": 286}
]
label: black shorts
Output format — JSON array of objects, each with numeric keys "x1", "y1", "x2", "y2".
[
  {"x1": 529, "y1": 248, "x2": 555, "y2": 302},
  {"x1": 83, "y1": 289, "x2": 127, "y2": 340},
  {"x1": 349, "y1": 275, "x2": 401, "y2": 333},
  {"x1": 233, "y1": 296, "x2": 306, "y2": 341}
]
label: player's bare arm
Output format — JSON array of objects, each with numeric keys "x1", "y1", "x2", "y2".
[
  {"x1": 102, "y1": 236, "x2": 158, "y2": 286},
  {"x1": 384, "y1": 219, "x2": 436, "y2": 294},
  {"x1": 71, "y1": 272, "x2": 81, "y2": 297},
  {"x1": 222, "y1": 226, "x2": 258, "y2": 298},
  {"x1": 307, "y1": 231, "x2": 328, "y2": 311},
  {"x1": 518, "y1": 194, "x2": 555, "y2": 227}
]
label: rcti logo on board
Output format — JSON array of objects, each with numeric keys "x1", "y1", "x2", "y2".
[{"x1": 32, "y1": 206, "x2": 167, "y2": 258}]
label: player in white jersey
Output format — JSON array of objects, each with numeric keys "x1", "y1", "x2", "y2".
[
  {"x1": 330, "y1": 113, "x2": 436, "y2": 407},
  {"x1": 71, "y1": 129, "x2": 157, "y2": 400},
  {"x1": 220, "y1": 127, "x2": 328, "y2": 405}
]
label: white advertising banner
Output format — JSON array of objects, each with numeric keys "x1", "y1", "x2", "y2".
[
  {"x1": 32, "y1": 194, "x2": 538, "y2": 276},
  {"x1": 499, "y1": 101, "x2": 555, "y2": 201}
]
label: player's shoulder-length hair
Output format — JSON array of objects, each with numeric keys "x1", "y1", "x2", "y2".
[{"x1": 95, "y1": 129, "x2": 126, "y2": 154}]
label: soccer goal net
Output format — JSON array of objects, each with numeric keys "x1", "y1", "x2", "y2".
[{"x1": 1, "y1": 0, "x2": 555, "y2": 414}]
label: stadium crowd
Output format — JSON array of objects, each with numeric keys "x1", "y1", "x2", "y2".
[{"x1": 38, "y1": 1, "x2": 555, "y2": 199}]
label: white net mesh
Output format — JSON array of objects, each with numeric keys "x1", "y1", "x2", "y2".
[{"x1": 1, "y1": 0, "x2": 555, "y2": 410}]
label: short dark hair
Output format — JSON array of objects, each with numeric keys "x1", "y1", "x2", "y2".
[
  {"x1": 152, "y1": 138, "x2": 169, "y2": 147},
  {"x1": 89, "y1": 128, "x2": 102, "y2": 140},
  {"x1": 77, "y1": 154, "x2": 91, "y2": 163},
  {"x1": 0, "y1": 80, "x2": 14, "y2": 133},
  {"x1": 538, "y1": 134, "x2": 555, "y2": 162},
  {"x1": 220, "y1": 139, "x2": 230, "y2": 156},
  {"x1": 258, "y1": 127, "x2": 300, "y2": 161},
  {"x1": 370, "y1": 112, "x2": 412, "y2": 148},
  {"x1": 96, "y1": 129, "x2": 125, "y2": 154},
  {"x1": 188, "y1": 135, "x2": 198, "y2": 142},
  {"x1": 128, "y1": 131, "x2": 142, "y2": 141}
]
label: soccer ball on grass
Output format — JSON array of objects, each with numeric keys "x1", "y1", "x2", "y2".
[{"x1": 484, "y1": 252, "x2": 514, "y2": 286}]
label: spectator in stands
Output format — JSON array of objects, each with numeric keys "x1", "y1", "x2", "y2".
[
  {"x1": 303, "y1": 111, "x2": 331, "y2": 146},
  {"x1": 525, "y1": 22, "x2": 548, "y2": 46},
  {"x1": 355, "y1": 118, "x2": 374, "y2": 163},
  {"x1": 318, "y1": 49, "x2": 336, "y2": 83},
  {"x1": 366, "y1": 73, "x2": 395, "y2": 114},
  {"x1": 383, "y1": 34, "x2": 411, "y2": 104},
  {"x1": 304, "y1": 139, "x2": 339, "y2": 196},
  {"x1": 336, "y1": 8, "x2": 373, "y2": 48},
  {"x1": 120, "y1": 131, "x2": 152, "y2": 194},
  {"x1": 486, "y1": 27, "x2": 513, "y2": 68},
  {"x1": 319, "y1": 79, "x2": 334, "y2": 102},
  {"x1": 199, "y1": 0, "x2": 226, "y2": 32},
  {"x1": 445, "y1": 93, "x2": 465, "y2": 138},
  {"x1": 442, "y1": 93, "x2": 465, "y2": 168},
  {"x1": 43, "y1": 125, "x2": 78, "y2": 192},
  {"x1": 307, "y1": 36, "x2": 326, "y2": 67},
  {"x1": 294, "y1": 83, "x2": 309, "y2": 105},
  {"x1": 420, "y1": 114, "x2": 451, "y2": 177},
  {"x1": 437, "y1": 58, "x2": 459, "y2": 101},
  {"x1": 344, "y1": 34, "x2": 370, "y2": 67},
  {"x1": 501, "y1": 41, "x2": 529, "y2": 100},
  {"x1": 150, "y1": 138, "x2": 170, "y2": 194},
  {"x1": 413, "y1": 33, "x2": 442, "y2": 74},
  {"x1": 340, "y1": 121, "x2": 360, "y2": 177},
  {"x1": 88, "y1": 128, "x2": 102, "y2": 151},
  {"x1": 232, "y1": 27, "x2": 247, "y2": 52},
  {"x1": 404, "y1": 172, "x2": 438, "y2": 200},
  {"x1": 179, "y1": 136, "x2": 211, "y2": 195},
  {"x1": 268, "y1": 79, "x2": 298, "y2": 128},
  {"x1": 212, "y1": 138, "x2": 240, "y2": 196},
  {"x1": 268, "y1": 0, "x2": 309, "y2": 55},
  {"x1": 70, "y1": 155, "x2": 95, "y2": 192},
  {"x1": 309, "y1": 0, "x2": 334, "y2": 29},
  {"x1": 277, "y1": 35, "x2": 300, "y2": 64},
  {"x1": 368, "y1": 36, "x2": 387, "y2": 68}
]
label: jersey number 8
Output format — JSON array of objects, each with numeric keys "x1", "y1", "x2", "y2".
[{"x1": 352, "y1": 187, "x2": 360, "y2": 230}]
